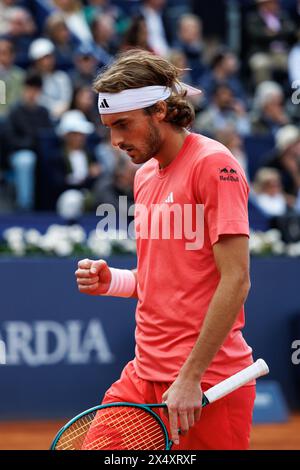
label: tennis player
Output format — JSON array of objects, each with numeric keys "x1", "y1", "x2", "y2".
[{"x1": 75, "y1": 50, "x2": 256, "y2": 450}]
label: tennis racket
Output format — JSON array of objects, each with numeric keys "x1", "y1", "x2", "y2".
[{"x1": 51, "y1": 358, "x2": 269, "y2": 451}]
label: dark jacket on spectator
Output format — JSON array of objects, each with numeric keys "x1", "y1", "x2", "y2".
[
  {"x1": 5, "y1": 101, "x2": 52, "y2": 154},
  {"x1": 246, "y1": 10, "x2": 296, "y2": 56}
]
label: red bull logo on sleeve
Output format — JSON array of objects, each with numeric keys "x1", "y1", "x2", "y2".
[{"x1": 219, "y1": 166, "x2": 239, "y2": 182}]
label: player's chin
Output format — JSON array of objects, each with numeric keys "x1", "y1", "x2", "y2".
[{"x1": 129, "y1": 154, "x2": 144, "y2": 164}]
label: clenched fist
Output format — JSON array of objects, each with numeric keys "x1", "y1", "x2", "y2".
[{"x1": 75, "y1": 258, "x2": 112, "y2": 296}]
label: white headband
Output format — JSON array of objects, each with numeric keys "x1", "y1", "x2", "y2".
[{"x1": 98, "y1": 82, "x2": 201, "y2": 114}]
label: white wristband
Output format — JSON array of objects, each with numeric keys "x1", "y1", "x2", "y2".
[{"x1": 103, "y1": 268, "x2": 136, "y2": 297}]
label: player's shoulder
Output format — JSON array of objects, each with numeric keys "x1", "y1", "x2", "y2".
[
  {"x1": 190, "y1": 133, "x2": 245, "y2": 175},
  {"x1": 190, "y1": 133, "x2": 233, "y2": 161}
]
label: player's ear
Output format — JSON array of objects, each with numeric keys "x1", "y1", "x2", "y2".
[{"x1": 153, "y1": 100, "x2": 168, "y2": 122}]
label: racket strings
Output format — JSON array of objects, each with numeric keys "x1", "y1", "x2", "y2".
[
  {"x1": 56, "y1": 409, "x2": 164, "y2": 450},
  {"x1": 55, "y1": 406, "x2": 166, "y2": 450},
  {"x1": 56, "y1": 413, "x2": 96, "y2": 450},
  {"x1": 82, "y1": 409, "x2": 165, "y2": 450},
  {"x1": 86, "y1": 415, "x2": 165, "y2": 450},
  {"x1": 57, "y1": 411, "x2": 152, "y2": 449}
]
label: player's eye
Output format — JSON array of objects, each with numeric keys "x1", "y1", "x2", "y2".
[{"x1": 117, "y1": 123, "x2": 128, "y2": 130}]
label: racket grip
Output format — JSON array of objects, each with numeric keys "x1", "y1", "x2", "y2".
[{"x1": 203, "y1": 359, "x2": 269, "y2": 405}]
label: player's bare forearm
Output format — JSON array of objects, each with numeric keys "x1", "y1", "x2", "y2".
[
  {"x1": 130, "y1": 269, "x2": 138, "y2": 298},
  {"x1": 179, "y1": 235, "x2": 250, "y2": 381},
  {"x1": 179, "y1": 268, "x2": 250, "y2": 381}
]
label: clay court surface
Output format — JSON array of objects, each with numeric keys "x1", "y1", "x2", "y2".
[{"x1": 0, "y1": 416, "x2": 299, "y2": 450}]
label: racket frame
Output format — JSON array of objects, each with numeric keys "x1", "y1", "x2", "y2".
[
  {"x1": 51, "y1": 402, "x2": 172, "y2": 450},
  {"x1": 51, "y1": 358, "x2": 268, "y2": 450}
]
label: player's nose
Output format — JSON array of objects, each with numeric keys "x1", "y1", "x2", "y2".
[{"x1": 110, "y1": 129, "x2": 124, "y2": 148}]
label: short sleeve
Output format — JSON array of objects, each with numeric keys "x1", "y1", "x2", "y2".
[{"x1": 195, "y1": 152, "x2": 250, "y2": 245}]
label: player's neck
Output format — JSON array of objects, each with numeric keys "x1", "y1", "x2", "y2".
[{"x1": 156, "y1": 128, "x2": 190, "y2": 169}]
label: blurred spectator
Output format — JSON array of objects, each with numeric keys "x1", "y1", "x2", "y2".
[
  {"x1": 288, "y1": 0, "x2": 300, "y2": 28},
  {"x1": 296, "y1": 191, "x2": 300, "y2": 213},
  {"x1": 246, "y1": 0, "x2": 296, "y2": 84},
  {"x1": 267, "y1": 125, "x2": 300, "y2": 201},
  {"x1": 113, "y1": 152, "x2": 138, "y2": 206},
  {"x1": 253, "y1": 167, "x2": 288, "y2": 216},
  {"x1": 91, "y1": 126, "x2": 139, "y2": 207},
  {"x1": 83, "y1": 0, "x2": 129, "y2": 35},
  {"x1": 29, "y1": 38, "x2": 73, "y2": 120},
  {"x1": 0, "y1": 38, "x2": 24, "y2": 117},
  {"x1": 174, "y1": 14, "x2": 205, "y2": 84},
  {"x1": 0, "y1": 0, "x2": 21, "y2": 35},
  {"x1": 288, "y1": 27, "x2": 300, "y2": 85},
  {"x1": 54, "y1": 110, "x2": 102, "y2": 208},
  {"x1": 168, "y1": 48, "x2": 192, "y2": 84},
  {"x1": 70, "y1": 43, "x2": 99, "y2": 88},
  {"x1": 56, "y1": 187, "x2": 85, "y2": 221},
  {"x1": 70, "y1": 85, "x2": 99, "y2": 131},
  {"x1": 44, "y1": 12, "x2": 79, "y2": 71},
  {"x1": 4, "y1": 6, "x2": 36, "y2": 68},
  {"x1": 215, "y1": 126, "x2": 248, "y2": 176},
  {"x1": 199, "y1": 48, "x2": 247, "y2": 105},
  {"x1": 168, "y1": 49, "x2": 202, "y2": 111},
  {"x1": 120, "y1": 14, "x2": 153, "y2": 53},
  {"x1": 195, "y1": 83, "x2": 250, "y2": 137},
  {"x1": 52, "y1": 0, "x2": 92, "y2": 44},
  {"x1": 251, "y1": 80, "x2": 289, "y2": 135},
  {"x1": 94, "y1": 128, "x2": 118, "y2": 177},
  {"x1": 5, "y1": 72, "x2": 53, "y2": 210},
  {"x1": 285, "y1": 0, "x2": 300, "y2": 29},
  {"x1": 91, "y1": 13, "x2": 118, "y2": 65},
  {"x1": 140, "y1": 0, "x2": 170, "y2": 56},
  {"x1": 84, "y1": 0, "x2": 113, "y2": 23}
]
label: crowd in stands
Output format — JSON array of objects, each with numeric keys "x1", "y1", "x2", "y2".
[{"x1": 0, "y1": 0, "x2": 300, "y2": 236}]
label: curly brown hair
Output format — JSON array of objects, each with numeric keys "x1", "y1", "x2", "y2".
[{"x1": 93, "y1": 49, "x2": 195, "y2": 129}]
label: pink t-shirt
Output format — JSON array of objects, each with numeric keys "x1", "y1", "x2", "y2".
[{"x1": 133, "y1": 132, "x2": 253, "y2": 384}]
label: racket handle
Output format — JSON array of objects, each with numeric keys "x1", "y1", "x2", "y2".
[{"x1": 203, "y1": 359, "x2": 269, "y2": 405}]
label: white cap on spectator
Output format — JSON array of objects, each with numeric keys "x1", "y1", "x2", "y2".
[
  {"x1": 276, "y1": 125, "x2": 300, "y2": 153},
  {"x1": 29, "y1": 38, "x2": 55, "y2": 60},
  {"x1": 57, "y1": 110, "x2": 94, "y2": 136},
  {"x1": 56, "y1": 189, "x2": 85, "y2": 221}
]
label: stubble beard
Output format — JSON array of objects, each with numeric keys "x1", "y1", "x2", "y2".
[{"x1": 134, "y1": 119, "x2": 163, "y2": 164}]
